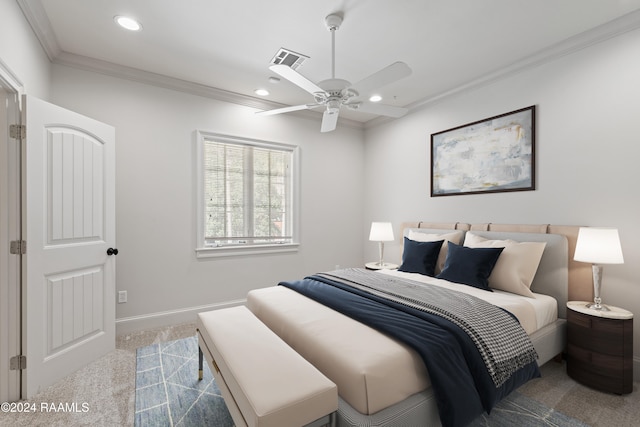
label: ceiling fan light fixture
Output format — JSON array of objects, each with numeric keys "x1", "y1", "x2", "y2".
[
  {"x1": 369, "y1": 94, "x2": 383, "y2": 102},
  {"x1": 327, "y1": 99, "x2": 341, "y2": 113},
  {"x1": 114, "y1": 16, "x2": 142, "y2": 31}
]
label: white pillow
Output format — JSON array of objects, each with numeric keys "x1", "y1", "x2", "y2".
[
  {"x1": 463, "y1": 232, "x2": 546, "y2": 298},
  {"x1": 408, "y1": 230, "x2": 464, "y2": 274}
]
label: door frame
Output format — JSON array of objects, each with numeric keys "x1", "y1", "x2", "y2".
[{"x1": 0, "y1": 61, "x2": 24, "y2": 402}]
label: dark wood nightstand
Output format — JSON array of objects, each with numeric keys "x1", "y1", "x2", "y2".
[{"x1": 566, "y1": 301, "x2": 633, "y2": 394}]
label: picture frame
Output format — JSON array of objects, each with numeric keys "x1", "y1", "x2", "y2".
[{"x1": 430, "y1": 105, "x2": 535, "y2": 197}]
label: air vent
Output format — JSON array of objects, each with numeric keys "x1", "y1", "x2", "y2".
[{"x1": 270, "y1": 48, "x2": 309, "y2": 70}]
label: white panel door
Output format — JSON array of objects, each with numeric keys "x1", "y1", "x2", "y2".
[{"x1": 23, "y1": 95, "x2": 116, "y2": 397}]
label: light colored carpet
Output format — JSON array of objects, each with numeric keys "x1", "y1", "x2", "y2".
[
  {"x1": 0, "y1": 323, "x2": 194, "y2": 427},
  {"x1": 1, "y1": 322, "x2": 638, "y2": 427},
  {"x1": 518, "y1": 359, "x2": 640, "y2": 427}
]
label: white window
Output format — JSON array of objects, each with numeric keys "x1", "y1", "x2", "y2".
[{"x1": 195, "y1": 131, "x2": 299, "y2": 257}]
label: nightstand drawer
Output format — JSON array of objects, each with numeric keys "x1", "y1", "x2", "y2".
[
  {"x1": 567, "y1": 343, "x2": 632, "y2": 394},
  {"x1": 567, "y1": 309, "x2": 630, "y2": 356},
  {"x1": 567, "y1": 343, "x2": 629, "y2": 372},
  {"x1": 567, "y1": 309, "x2": 625, "y2": 332},
  {"x1": 567, "y1": 357, "x2": 631, "y2": 394},
  {"x1": 567, "y1": 308, "x2": 592, "y2": 328}
]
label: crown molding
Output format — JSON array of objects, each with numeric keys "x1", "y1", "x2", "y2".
[
  {"x1": 53, "y1": 52, "x2": 364, "y2": 131},
  {"x1": 365, "y1": 8, "x2": 640, "y2": 130},
  {"x1": 54, "y1": 51, "x2": 274, "y2": 110},
  {"x1": 410, "y1": 8, "x2": 640, "y2": 110},
  {"x1": 0, "y1": 56, "x2": 24, "y2": 93},
  {"x1": 16, "y1": 0, "x2": 61, "y2": 61}
]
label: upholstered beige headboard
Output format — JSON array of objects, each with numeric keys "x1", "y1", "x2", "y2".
[{"x1": 400, "y1": 222, "x2": 592, "y2": 303}]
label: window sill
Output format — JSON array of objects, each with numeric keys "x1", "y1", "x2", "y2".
[{"x1": 195, "y1": 243, "x2": 299, "y2": 259}]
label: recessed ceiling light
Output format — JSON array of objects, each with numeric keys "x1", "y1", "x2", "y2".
[
  {"x1": 114, "y1": 16, "x2": 142, "y2": 31},
  {"x1": 254, "y1": 89, "x2": 270, "y2": 96},
  {"x1": 369, "y1": 95, "x2": 382, "y2": 103}
]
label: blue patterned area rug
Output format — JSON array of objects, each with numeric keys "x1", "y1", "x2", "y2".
[
  {"x1": 135, "y1": 336, "x2": 587, "y2": 427},
  {"x1": 135, "y1": 335, "x2": 233, "y2": 426},
  {"x1": 468, "y1": 391, "x2": 589, "y2": 427}
]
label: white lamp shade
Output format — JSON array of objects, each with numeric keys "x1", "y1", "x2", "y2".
[
  {"x1": 574, "y1": 227, "x2": 624, "y2": 264},
  {"x1": 369, "y1": 222, "x2": 394, "y2": 242}
]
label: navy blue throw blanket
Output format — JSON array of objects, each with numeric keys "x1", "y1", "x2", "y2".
[{"x1": 279, "y1": 275, "x2": 540, "y2": 427}]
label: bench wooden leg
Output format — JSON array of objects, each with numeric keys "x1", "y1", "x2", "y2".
[{"x1": 198, "y1": 346, "x2": 204, "y2": 381}]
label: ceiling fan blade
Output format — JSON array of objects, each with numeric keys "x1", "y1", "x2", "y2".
[
  {"x1": 346, "y1": 102, "x2": 408, "y2": 118},
  {"x1": 256, "y1": 103, "x2": 317, "y2": 116},
  {"x1": 320, "y1": 109, "x2": 339, "y2": 132},
  {"x1": 349, "y1": 61, "x2": 412, "y2": 96},
  {"x1": 269, "y1": 64, "x2": 324, "y2": 95}
]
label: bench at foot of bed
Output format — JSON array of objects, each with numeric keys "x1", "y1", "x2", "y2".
[{"x1": 197, "y1": 306, "x2": 338, "y2": 427}]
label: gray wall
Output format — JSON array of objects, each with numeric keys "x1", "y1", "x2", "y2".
[
  {"x1": 50, "y1": 65, "x2": 366, "y2": 329},
  {"x1": 0, "y1": 0, "x2": 50, "y2": 97},
  {"x1": 363, "y1": 27, "x2": 640, "y2": 360}
]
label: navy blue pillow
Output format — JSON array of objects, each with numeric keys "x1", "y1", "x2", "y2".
[
  {"x1": 398, "y1": 237, "x2": 444, "y2": 276},
  {"x1": 436, "y1": 242, "x2": 504, "y2": 291}
]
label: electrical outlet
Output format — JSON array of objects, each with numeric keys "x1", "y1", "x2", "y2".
[{"x1": 118, "y1": 290, "x2": 127, "y2": 303}]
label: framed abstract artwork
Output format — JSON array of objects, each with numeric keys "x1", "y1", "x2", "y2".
[{"x1": 431, "y1": 106, "x2": 535, "y2": 197}]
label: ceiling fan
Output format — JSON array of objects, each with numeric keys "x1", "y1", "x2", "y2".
[{"x1": 257, "y1": 13, "x2": 412, "y2": 132}]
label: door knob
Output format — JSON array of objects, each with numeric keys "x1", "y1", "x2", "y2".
[{"x1": 107, "y1": 248, "x2": 119, "y2": 256}]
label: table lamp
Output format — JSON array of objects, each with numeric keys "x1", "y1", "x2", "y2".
[
  {"x1": 369, "y1": 222, "x2": 395, "y2": 268},
  {"x1": 573, "y1": 227, "x2": 624, "y2": 311}
]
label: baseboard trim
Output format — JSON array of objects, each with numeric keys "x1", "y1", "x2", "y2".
[{"x1": 115, "y1": 299, "x2": 246, "y2": 335}]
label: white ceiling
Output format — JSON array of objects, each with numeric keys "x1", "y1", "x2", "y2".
[{"x1": 19, "y1": 0, "x2": 640, "y2": 126}]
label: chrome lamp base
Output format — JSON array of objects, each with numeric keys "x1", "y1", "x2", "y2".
[
  {"x1": 586, "y1": 264, "x2": 610, "y2": 311},
  {"x1": 586, "y1": 302, "x2": 610, "y2": 311}
]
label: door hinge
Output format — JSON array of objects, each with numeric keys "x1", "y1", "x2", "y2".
[
  {"x1": 10, "y1": 240, "x2": 26, "y2": 255},
  {"x1": 9, "y1": 124, "x2": 26, "y2": 140},
  {"x1": 10, "y1": 355, "x2": 27, "y2": 370}
]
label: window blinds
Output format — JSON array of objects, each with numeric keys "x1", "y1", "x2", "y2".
[{"x1": 203, "y1": 139, "x2": 292, "y2": 245}]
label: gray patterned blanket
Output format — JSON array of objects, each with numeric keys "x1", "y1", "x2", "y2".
[{"x1": 317, "y1": 268, "x2": 537, "y2": 387}]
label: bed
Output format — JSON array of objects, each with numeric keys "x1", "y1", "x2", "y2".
[{"x1": 246, "y1": 222, "x2": 592, "y2": 427}]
